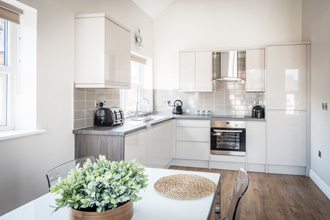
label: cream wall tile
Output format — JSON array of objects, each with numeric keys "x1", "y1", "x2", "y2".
[
  {"x1": 86, "y1": 109, "x2": 95, "y2": 118},
  {"x1": 95, "y1": 92, "x2": 105, "y2": 101},
  {"x1": 74, "y1": 119, "x2": 85, "y2": 129},
  {"x1": 74, "y1": 110, "x2": 85, "y2": 120},
  {"x1": 86, "y1": 90, "x2": 96, "y2": 100},
  {"x1": 86, "y1": 118, "x2": 94, "y2": 127},
  {"x1": 86, "y1": 101, "x2": 95, "y2": 109},
  {"x1": 74, "y1": 91, "x2": 85, "y2": 101},
  {"x1": 74, "y1": 101, "x2": 85, "y2": 110}
]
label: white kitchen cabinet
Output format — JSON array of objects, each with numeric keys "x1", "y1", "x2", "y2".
[
  {"x1": 246, "y1": 121, "x2": 266, "y2": 164},
  {"x1": 266, "y1": 111, "x2": 307, "y2": 167},
  {"x1": 175, "y1": 120, "x2": 210, "y2": 161},
  {"x1": 176, "y1": 142, "x2": 210, "y2": 161},
  {"x1": 266, "y1": 44, "x2": 307, "y2": 110},
  {"x1": 146, "y1": 120, "x2": 175, "y2": 168},
  {"x1": 179, "y1": 51, "x2": 212, "y2": 92},
  {"x1": 179, "y1": 52, "x2": 195, "y2": 91},
  {"x1": 124, "y1": 129, "x2": 147, "y2": 165},
  {"x1": 176, "y1": 127, "x2": 209, "y2": 142},
  {"x1": 195, "y1": 52, "x2": 213, "y2": 91},
  {"x1": 162, "y1": 121, "x2": 175, "y2": 165},
  {"x1": 266, "y1": 43, "x2": 309, "y2": 171},
  {"x1": 125, "y1": 120, "x2": 174, "y2": 168},
  {"x1": 75, "y1": 13, "x2": 131, "y2": 89},
  {"x1": 245, "y1": 49, "x2": 265, "y2": 92}
]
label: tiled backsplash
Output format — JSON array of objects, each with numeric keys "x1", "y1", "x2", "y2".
[
  {"x1": 153, "y1": 81, "x2": 265, "y2": 116},
  {"x1": 73, "y1": 88, "x2": 153, "y2": 129},
  {"x1": 73, "y1": 83, "x2": 264, "y2": 129},
  {"x1": 74, "y1": 88, "x2": 121, "y2": 129}
]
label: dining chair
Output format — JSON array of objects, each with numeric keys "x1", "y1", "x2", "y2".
[
  {"x1": 45, "y1": 155, "x2": 95, "y2": 189},
  {"x1": 217, "y1": 167, "x2": 249, "y2": 220}
]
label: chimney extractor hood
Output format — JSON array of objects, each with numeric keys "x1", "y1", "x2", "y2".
[{"x1": 216, "y1": 51, "x2": 245, "y2": 81}]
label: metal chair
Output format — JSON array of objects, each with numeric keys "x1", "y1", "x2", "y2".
[
  {"x1": 218, "y1": 167, "x2": 249, "y2": 220},
  {"x1": 45, "y1": 156, "x2": 95, "y2": 189}
]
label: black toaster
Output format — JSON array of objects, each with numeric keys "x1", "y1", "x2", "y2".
[{"x1": 94, "y1": 103, "x2": 124, "y2": 126}]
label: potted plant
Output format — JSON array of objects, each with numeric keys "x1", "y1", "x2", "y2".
[{"x1": 49, "y1": 155, "x2": 148, "y2": 220}]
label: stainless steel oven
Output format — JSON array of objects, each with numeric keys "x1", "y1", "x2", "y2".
[{"x1": 211, "y1": 120, "x2": 246, "y2": 156}]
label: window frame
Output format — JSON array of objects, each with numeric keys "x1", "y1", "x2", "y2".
[
  {"x1": 120, "y1": 60, "x2": 144, "y2": 113},
  {"x1": 0, "y1": 19, "x2": 17, "y2": 131}
]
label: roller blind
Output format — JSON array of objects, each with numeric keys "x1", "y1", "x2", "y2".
[
  {"x1": 0, "y1": 1, "x2": 23, "y2": 24},
  {"x1": 131, "y1": 53, "x2": 147, "y2": 65}
]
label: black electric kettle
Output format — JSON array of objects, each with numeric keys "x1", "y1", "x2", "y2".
[
  {"x1": 172, "y1": 100, "x2": 183, "y2": 114},
  {"x1": 252, "y1": 104, "x2": 265, "y2": 118}
]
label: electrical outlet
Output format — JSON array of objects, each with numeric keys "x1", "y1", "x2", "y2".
[
  {"x1": 163, "y1": 99, "x2": 171, "y2": 106},
  {"x1": 322, "y1": 103, "x2": 328, "y2": 110},
  {"x1": 318, "y1": 150, "x2": 322, "y2": 158},
  {"x1": 95, "y1": 101, "x2": 106, "y2": 108}
]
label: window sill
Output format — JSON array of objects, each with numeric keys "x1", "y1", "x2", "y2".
[{"x1": 0, "y1": 129, "x2": 46, "y2": 141}]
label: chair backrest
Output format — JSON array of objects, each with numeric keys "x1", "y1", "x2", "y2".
[
  {"x1": 223, "y1": 167, "x2": 249, "y2": 220},
  {"x1": 46, "y1": 156, "x2": 95, "y2": 189}
]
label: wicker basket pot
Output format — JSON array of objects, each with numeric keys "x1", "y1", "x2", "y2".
[{"x1": 69, "y1": 200, "x2": 133, "y2": 220}]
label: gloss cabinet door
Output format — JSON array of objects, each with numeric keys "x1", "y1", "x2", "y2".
[
  {"x1": 179, "y1": 52, "x2": 195, "y2": 91},
  {"x1": 245, "y1": 49, "x2": 265, "y2": 92},
  {"x1": 266, "y1": 110, "x2": 307, "y2": 167},
  {"x1": 266, "y1": 45, "x2": 307, "y2": 110},
  {"x1": 195, "y1": 52, "x2": 213, "y2": 91},
  {"x1": 75, "y1": 14, "x2": 131, "y2": 89},
  {"x1": 246, "y1": 121, "x2": 266, "y2": 164}
]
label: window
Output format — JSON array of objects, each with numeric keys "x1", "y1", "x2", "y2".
[
  {"x1": 0, "y1": 19, "x2": 8, "y2": 128},
  {"x1": 121, "y1": 60, "x2": 144, "y2": 113},
  {"x1": 0, "y1": 18, "x2": 16, "y2": 131}
]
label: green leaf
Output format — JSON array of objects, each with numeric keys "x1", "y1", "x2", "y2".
[
  {"x1": 96, "y1": 206, "x2": 103, "y2": 213},
  {"x1": 48, "y1": 155, "x2": 148, "y2": 214}
]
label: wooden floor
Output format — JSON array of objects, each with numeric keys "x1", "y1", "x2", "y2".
[{"x1": 169, "y1": 166, "x2": 330, "y2": 220}]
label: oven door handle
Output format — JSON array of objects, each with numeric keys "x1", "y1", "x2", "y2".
[{"x1": 213, "y1": 129, "x2": 243, "y2": 133}]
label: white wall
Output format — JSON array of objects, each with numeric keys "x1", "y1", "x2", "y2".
[
  {"x1": 154, "y1": 0, "x2": 302, "y2": 89},
  {"x1": 0, "y1": 0, "x2": 75, "y2": 216},
  {"x1": 302, "y1": 0, "x2": 330, "y2": 198},
  {"x1": 0, "y1": 0, "x2": 153, "y2": 215}
]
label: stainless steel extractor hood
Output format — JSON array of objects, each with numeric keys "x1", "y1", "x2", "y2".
[{"x1": 216, "y1": 51, "x2": 245, "y2": 81}]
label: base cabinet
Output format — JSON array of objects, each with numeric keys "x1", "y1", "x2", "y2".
[
  {"x1": 124, "y1": 120, "x2": 175, "y2": 168},
  {"x1": 266, "y1": 111, "x2": 307, "y2": 167},
  {"x1": 246, "y1": 121, "x2": 266, "y2": 164},
  {"x1": 176, "y1": 141, "x2": 209, "y2": 161},
  {"x1": 75, "y1": 134, "x2": 124, "y2": 162},
  {"x1": 175, "y1": 120, "x2": 210, "y2": 161},
  {"x1": 146, "y1": 121, "x2": 174, "y2": 167},
  {"x1": 124, "y1": 130, "x2": 147, "y2": 165}
]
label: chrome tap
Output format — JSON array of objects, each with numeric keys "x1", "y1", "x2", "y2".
[{"x1": 136, "y1": 98, "x2": 149, "y2": 116}]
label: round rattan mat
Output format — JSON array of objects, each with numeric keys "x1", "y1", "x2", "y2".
[{"x1": 154, "y1": 174, "x2": 217, "y2": 200}]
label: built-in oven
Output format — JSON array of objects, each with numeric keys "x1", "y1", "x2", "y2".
[{"x1": 210, "y1": 120, "x2": 246, "y2": 156}]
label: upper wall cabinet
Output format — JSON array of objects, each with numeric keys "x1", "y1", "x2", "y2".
[
  {"x1": 245, "y1": 49, "x2": 265, "y2": 92},
  {"x1": 179, "y1": 51, "x2": 213, "y2": 92},
  {"x1": 74, "y1": 13, "x2": 131, "y2": 89}
]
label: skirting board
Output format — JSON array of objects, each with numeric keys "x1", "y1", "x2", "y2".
[
  {"x1": 267, "y1": 164, "x2": 306, "y2": 176},
  {"x1": 171, "y1": 159, "x2": 209, "y2": 168},
  {"x1": 309, "y1": 169, "x2": 330, "y2": 200}
]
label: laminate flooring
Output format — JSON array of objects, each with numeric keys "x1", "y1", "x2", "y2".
[{"x1": 169, "y1": 166, "x2": 330, "y2": 220}]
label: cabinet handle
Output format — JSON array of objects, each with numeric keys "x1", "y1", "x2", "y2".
[{"x1": 213, "y1": 129, "x2": 243, "y2": 133}]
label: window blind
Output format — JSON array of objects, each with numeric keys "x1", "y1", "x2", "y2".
[
  {"x1": 131, "y1": 53, "x2": 147, "y2": 65},
  {"x1": 0, "y1": 1, "x2": 23, "y2": 24}
]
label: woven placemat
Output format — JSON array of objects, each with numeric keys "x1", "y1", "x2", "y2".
[{"x1": 154, "y1": 174, "x2": 217, "y2": 200}]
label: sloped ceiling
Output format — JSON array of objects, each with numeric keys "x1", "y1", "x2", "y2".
[{"x1": 132, "y1": 0, "x2": 174, "y2": 19}]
